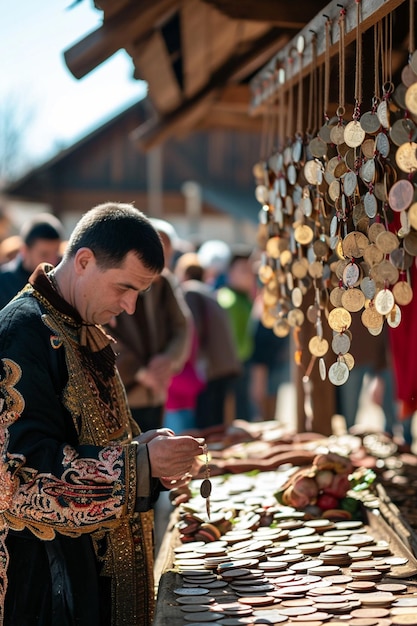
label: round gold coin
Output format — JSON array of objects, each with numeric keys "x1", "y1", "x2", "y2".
[
  {"x1": 344, "y1": 120, "x2": 366, "y2": 148},
  {"x1": 342, "y1": 231, "x2": 369, "y2": 259},
  {"x1": 403, "y1": 231, "x2": 417, "y2": 256},
  {"x1": 341, "y1": 352, "x2": 355, "y2": 370},
  {"x1": 361, "y1": 306, "x2": 384, "y2": 329},
  {"x1": 288, "y1": 308, "x2": 305, "y2": 327},
  {"x1": 273, "y1": 319, "x2": 291, "y2": 338},
  {"x1": 395, "y1": 142, "x2": 417, "y2": 173},
  {"x1": 405, "y1": 82, "x2": 417, "y2": 115},
  {"x1": 363, "y1": 243, "x2": 384, "y2": 267},
  {"x1": 258, "y1": 264, "x2": 275, "y2": 284},
  {"x1": 392, "y1": 281, "x2": 413, "y2": 306},
  {"x1": 309, "y1": 336, "x2": 329, "y2": 357},
  {"x1": 328, "y1": 307, "x2": 352, "y2": 332},
  {"x1": 341, "y1": 288, "x2": 366, "y2": 312},
  {"x1": 308, "y1": 261, "x2": 324, "y2": 279},
  {"x1": 375, "y1": 231, "x2": 400, "y2": 253},
  {"x1": 292, "y1": 259, "x2": 309, "y2": 279},
  {"x1": 329, "y1": 287, "x2": 344, "y2": 308},
  {"x1": 294, "y1": 224, "x2": 314, "y2": 245},
  {"x1": 266, "y1": 236, "x2": 281, "y2": 259}
]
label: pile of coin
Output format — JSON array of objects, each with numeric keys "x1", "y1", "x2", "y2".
[
  {"x1": 167, "y1": 470, "x2": 416, "y2": 625},
  {"x1": 253, "y1": 54, "x2": 417, "y2": 386}
]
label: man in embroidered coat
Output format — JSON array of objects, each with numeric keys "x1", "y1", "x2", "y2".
[{"x1": 0, "y1": 203, "x2": 204, "y2": 626}]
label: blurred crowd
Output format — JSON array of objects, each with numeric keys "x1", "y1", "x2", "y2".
[{"x1": 0, "y1": 209, "x2": 412, "y2": 448}]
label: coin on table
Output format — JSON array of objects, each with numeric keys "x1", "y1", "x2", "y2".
[
  {"x1": 328, "y1": 307, "x2": 352, "y2": 332},
  {"x1": 341, "y1": 288, "x2": 366, "y2": 312},
  {"x1": 388, "y1": 179, "x2": 414, "y2": 212}
]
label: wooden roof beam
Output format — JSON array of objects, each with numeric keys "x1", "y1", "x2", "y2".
[
  {"x1": 201, "y1": 0, "x2": 326, "y2": 28},
  {"x1": 64, "y1": 0, "x2": 178, "y2": 79},
  {"x1": 131, "y1": 27, "x2": 290, "y2": 150}
]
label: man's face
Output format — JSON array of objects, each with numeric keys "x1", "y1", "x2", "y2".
[
  {"x1": 73, "y1": 249, "x2": 158, "y2": 325},
  {"x1": 22, "y1": 239, "x2": 62, "y2": 272}
]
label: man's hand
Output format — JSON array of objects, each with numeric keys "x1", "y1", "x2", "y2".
[
  {"x1": 147, "y1": 435, "x2": 205, "y2": 479},
  {"x1": 134, "y1": 428, "x2": 175, "y2": 444}
]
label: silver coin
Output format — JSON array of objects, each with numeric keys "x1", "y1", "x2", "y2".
[
  {"x1": 343, "y1": 171, "x2": 357, "y2": 197},
  {"x1": 331, "y1": 333, "x2": 351, "y2": 355},
  {"x1": 328, "y1": 361, "x2": 350, "y2": 386},
  {"x1": 364, "y1": 191, "x2": 378, "y2": 218},
  {"x1": 360, "y1": 277, "x2": 376, "y2": 299}
]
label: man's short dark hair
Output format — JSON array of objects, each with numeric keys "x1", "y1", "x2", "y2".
[
  {"x1": 20, "y1": 213, "x2": 64, "y2": 247},
  {"x1": 65, "y1": 202, "x2": 165, "y2": 273}
]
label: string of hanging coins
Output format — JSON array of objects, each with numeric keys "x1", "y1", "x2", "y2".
[{"x1": 253, "y1": 1, "x2": 417, "y2": 387}]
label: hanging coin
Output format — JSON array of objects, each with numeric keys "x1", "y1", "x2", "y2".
[
  {"x1": 341, "y1": 288, "x2": 366, "y2": 312},
  {"x1": 405, "y1": 82, "x2": 417, "y2": 114},
  {"x1": 342, "y1": 261, "x2": 360, "y2": 287},
  {"x1": 363, "y1": 243, "x2": 384, "y2": 267},
  {"x1": 294, "y1": 224, "x2": 314, "y2": 245},
  {"x1": 410, "y1": 49, "x2": 417, "y2": 74},
  {"x1": 362, "y1": 138, "x2": 376, "y2": 159},
  {"x1": 304, "y1": 159, "x2": 323, "y2": 185},
  {"x1": 258, "y1": 264, "x2": 275, "y2": 284},
  {"x1": 329, "y1": 180, "x2": 341, "y2": 202},
  {"x1": 343, "y1": 171, "x2": 358, "y2": 197},
  {"x1": 408, "y1": 202, "x2": 417, "y2": 229},
  {"x1": 334, "y1": 160, "x2": 348, "y2": 179},
  {"x1": 287, "y1": 308, "x2": 305, "y2": 327},
  {"x1": 360, "y1": 111, "x2": 381, "y2": 134},
  {"x1": 292, "y1": 259, "x2": 309, "y2": 279},
  {"x1": 368, "y1": 222, "x2": 386, "y2": 243},
  {"x1": 280, "y1": 249, "x2": 293, "y2": 267},
  {"x1": 388, "y1": 179, "x2": 414, "y2": 212},
  {"x1": 401, "y1": 63, "x2": 417, "y2": 87},
  {"x1": 361, "y1": 276, "x2": 377, "y2": 299},
  {"x1": 328, "y1": 360, "x2": 350, "y2": 386},
  {"x1": 325, "y1": 157, "x2": 340, "y2": 184},
  {"x1": 344, "y1": 120, "x2": 366, "y2": 148},
  {"x1": 386, "y1": 304, "x2": 402, "y2": 328},
  {"x1": 393, "y1": 82, "x2": 408, "y2": 109},
  {"x1": 360, "y1": 159, "x2": 376, "y2": 184},
  {"x1": 332, "y1": 332, "x2": 351, "y2": 355},
  {"x1": 399, "y1": 206, "x2": 411, "y2": 237},
  {"x1": 328, "y1": 307, "x2": 352, "y2": 332},
  {"x1": 308, "y1": 261, "x2": 324, "y2": 279},
  {"x1": 318, "y1": 121, "x2": 334, "y2": 143},
  {"x1": 390, "y1": 247, "x2": 413, "y2": 270},
  {"x1": 368, "y1": 324, "x2": 384, "y2": 336},
  {"x1": 376, "y1": 100, "x2": 390, "y2": 129},
  {"x1": 403, "y1": 230, "x2": 417, "y2": 256},
  {"x1": 364, "y1": 191, "x2": 378, "y2": 218},
  {"x1": 292, "y1": 286, "x2": 303, "y2": 307},
  {"x1": 273, "y1": 318, "x2": 291, "y2": 337},
  {"x1": 309, "y1": 137, "x2": 328, "y2": 158},
  {"x1": 374, "y1": 288, "x2": 395, "y2": 315},
  {"x1": 341, "y1": 352, "x2": 355, "y2": 370},
  {"x1": 266, "y1": 237, "x2": 281, "y2": 259},
  {"x1": 372, "y1": 259, "x2": 399, "y2": 285},
  {"x1": 375, "y1": 231, "x2": 400, "y2": 254},
  {"x1": 309, "y1": 336, "x2": 329, "y2": 357},
  {"x1": 330, "y1": 124, "x2": 347, "y2": 145},
  {"x1": 313, "y1": 238, "x2": 329, "y2": 258},
  {"x1": 361, "y1": 306, "x2": 384, "y2": 329},
  {"x1": 375, "y1": 132, "x2": 390, "y2": 158},
  {"x1": 287, "y1": 163, "x2": 297, "y2": 186},
  {"x1": 255, "y1": 185, "x2": 269, "y2": 204},
  {"x1": 342, "y1": 231, "x2": 369, "y2": 258},
  {"x1": 319, "y1": 358, "x2": 327, "y2": 381},
  {"x1": 392, "y1": 280, "x2": 413, "y2": 306},
  {"x1": 329, "y1": 286, "x2": 345, "y2": 308},
  {"x1": 261, "y1": 309, "x2": 276, "y2": 328},
  {"x1": 395, "y1": 142, "x2": 417, "y2": 172},
  {"x1": 390, "y1": 118, "x2": 417, "y2": 147}
]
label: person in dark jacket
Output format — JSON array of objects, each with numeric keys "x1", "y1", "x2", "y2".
[
  {"x1": 0, "y1": 202, "x2": 203, "y2": 626},
  {"x1": 0, "y1": 212, "x2": 64, "y2": 309}
]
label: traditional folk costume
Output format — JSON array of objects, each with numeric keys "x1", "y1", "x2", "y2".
[{"x1": 0, "y1": 264, "x2": 158, "y2": 626}]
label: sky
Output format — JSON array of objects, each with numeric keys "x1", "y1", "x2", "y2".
[{"x1": 1, "y1": 0, "x2": 147, "y2": 175}]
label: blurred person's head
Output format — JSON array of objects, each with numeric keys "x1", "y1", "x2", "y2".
[
  {"x1": 197, "y1": 239, "x2": 231, "y2": 287},
  {"x1": 174, "y1": 252, "x2": 204, "y2": 282},
  {"x1": 0, "y1": 235, "x2": 22, "y2": 265},
  {"x1": 20, "y1": 213, "x2": 65, "y2": 271},
  {"x1": 227, "y1": 247, "x2": 256, "y2": 296},
  {"x1": 149, "y1": 218, "x2": 179, "y2": 270}
]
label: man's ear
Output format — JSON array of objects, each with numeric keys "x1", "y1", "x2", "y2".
[{"x1": 73, "y1": 247, "x2": 95, "y2": 275}]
